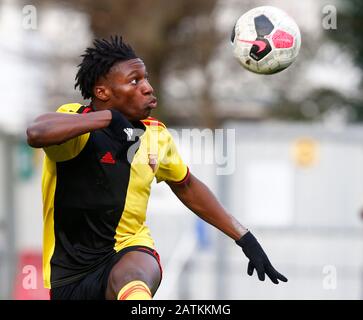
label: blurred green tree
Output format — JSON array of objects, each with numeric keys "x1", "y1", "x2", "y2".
[
  {"x1": 268, "y1": 0, "x2": 363, "y2": 123},
  {"x1": 35, "y1": 0, "x2": 219, "y2": 126},
  {"x1": 329, "y1": 0, "x2": 363, "y2": 69},
  {"x1": 326, "y1": 0, "x2": 363, "y2": 121}
]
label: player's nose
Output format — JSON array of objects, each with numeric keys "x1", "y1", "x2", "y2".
[{"x1": 141, "y1": 79, "x2": 154, "y2": 95}]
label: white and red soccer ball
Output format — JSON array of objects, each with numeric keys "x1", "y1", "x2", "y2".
[{"x1": 231, "y1": 6, "x2": 301, "y2": 74}]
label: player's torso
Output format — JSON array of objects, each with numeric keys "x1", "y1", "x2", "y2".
[
  {"x1": 52, "y1": 121, "x2": 164, "y2": 233},
  {"x1": 41, "y1": 105, "x2": 171, "y2": 287}
]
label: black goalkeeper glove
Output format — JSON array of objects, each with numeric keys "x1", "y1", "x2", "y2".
[{"x1": 236, "y1": 231, "x2": 288, "y2": 284}]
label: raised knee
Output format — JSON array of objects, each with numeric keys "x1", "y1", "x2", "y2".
[{"x1": 106, "y1": 251, "x2": 162, "y2": 299}]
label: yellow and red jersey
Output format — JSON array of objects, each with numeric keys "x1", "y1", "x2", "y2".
[{"x1": 41, "y1": 103, "x2": 188, "y2": 288}]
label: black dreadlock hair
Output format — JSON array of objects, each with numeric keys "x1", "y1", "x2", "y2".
[{"x1": 75, "y1": 36, "x2": 138, "y2": 99}]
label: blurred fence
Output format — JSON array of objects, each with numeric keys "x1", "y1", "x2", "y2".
[
  {"x1": 0, "y1": 132, "x2": 16, "y2": 299},
  {"x1": 0, "y1": 132, "x2": 44, "y2": 300}
]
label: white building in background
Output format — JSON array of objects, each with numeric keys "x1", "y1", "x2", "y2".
[
  {"x1": 0, "y1": 0, "x2": 42, "y2": 133},
  {"x1": 0, "y1": 0, "x2": 91, "y2": 134}
]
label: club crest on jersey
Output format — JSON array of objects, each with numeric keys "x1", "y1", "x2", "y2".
[
  {"x1": 148, "y1": 154, "x2": 158, "y2": 173},
  {"x1": 123, "y1": 128, "x2": 133, "y2": 141}
]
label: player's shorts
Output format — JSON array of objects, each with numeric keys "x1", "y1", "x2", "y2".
[{"x1": 49, "y1": 246, "x2": 162, "y2": 300}]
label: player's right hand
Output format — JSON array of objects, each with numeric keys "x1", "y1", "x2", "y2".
[{"x1": 235, "y1": 231, "x2": 288, "y2": 284}]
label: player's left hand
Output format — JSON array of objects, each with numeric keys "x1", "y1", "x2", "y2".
[{"x1": 236, "y1": 231, "x2": 288, "y2": 284}]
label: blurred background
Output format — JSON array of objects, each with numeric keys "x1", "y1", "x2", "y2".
[{"x1": 0, "y1": 0, "x2": 362, "y2": 299}]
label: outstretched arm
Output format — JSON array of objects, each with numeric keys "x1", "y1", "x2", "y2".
[
  {"x1": 26, "y1": 110, "x2": 112, "y2": 148},
  {"x1": 168, "y1": 172, "x2": 248, "y2": 240},
  {"x1": 168, "y1": 172, "x2": 288, "y2": 284}
]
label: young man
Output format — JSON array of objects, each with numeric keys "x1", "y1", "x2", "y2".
[{"x1": 26, "y1": 36, "x2": 287, "y2": 300}]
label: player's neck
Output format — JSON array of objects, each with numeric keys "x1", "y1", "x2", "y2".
[{"x1": 89, "y1": 99, "x2": 112, "y2": 111}]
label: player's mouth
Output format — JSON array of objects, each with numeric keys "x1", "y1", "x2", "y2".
[{"x1": 147, "y1": 98, "x2": 158, "y2": 109}]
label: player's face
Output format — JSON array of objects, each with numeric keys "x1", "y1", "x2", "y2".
[{"x1": 106, "y1": 58, "x2": 157, "y2": 121}]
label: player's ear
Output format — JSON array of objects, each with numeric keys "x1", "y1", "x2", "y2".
[{"x1": 93, "y1": 85, "x2": 111, "y2": 102}]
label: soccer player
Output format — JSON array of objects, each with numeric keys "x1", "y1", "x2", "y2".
[{"x1": 26, "y1": 36, "x2": 287, "y2": 300}]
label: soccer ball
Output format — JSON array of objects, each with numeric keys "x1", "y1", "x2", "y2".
[{"x1": 231, "y1": 6, "x2": 301, "y2": 74}]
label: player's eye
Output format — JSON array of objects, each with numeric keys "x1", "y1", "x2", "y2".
[{"x1": 131, "y1": 79, "x2": 140, "y2": 85}]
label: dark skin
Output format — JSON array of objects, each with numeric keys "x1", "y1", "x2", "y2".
[{"x1": 27, "y1": 58, "x2": 248, "y2": 299}]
